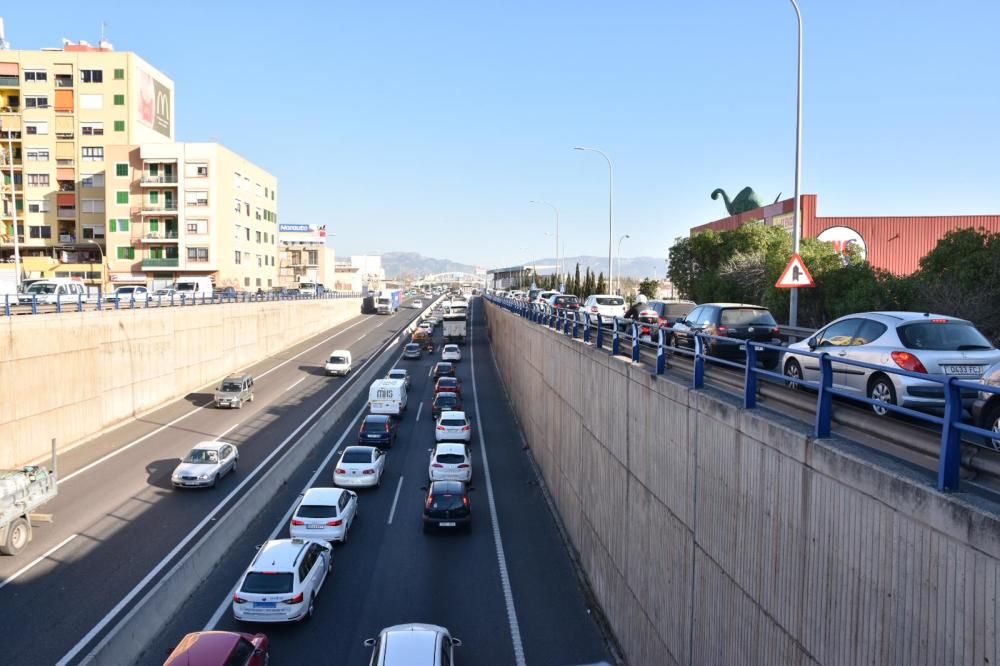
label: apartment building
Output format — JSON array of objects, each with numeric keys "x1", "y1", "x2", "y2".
[
  {"x1": 0, "y1": 39, "x2": 175, "y2": 287},
  {"x1": 104, "y1": 142, "x2": 278, "y2": 291}
]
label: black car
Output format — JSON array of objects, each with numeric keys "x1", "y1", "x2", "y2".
[
  {"x1": 422, "y1": 480, "x2": 472, "y2": 533},
  {"x1": 431, "y1": 391, "x2": 464, "y2": 421},
  {"x1": 358, "y1": 414, "x2": 396, "y2": 449},
  {"x1": 670, "y1": 303, "x2": 781, "y2": 367},
  {"x1": 433, "y1": 362, "x2": 456, "y2": 379},
  {"x1": 403, "y1": 343, "x2": 422, "y2": 360}
]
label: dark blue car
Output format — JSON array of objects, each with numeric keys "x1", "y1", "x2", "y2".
[{"x1": 358, "y1": 414, "x2": 396, "y2": 449}]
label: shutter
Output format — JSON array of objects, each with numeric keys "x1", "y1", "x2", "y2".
[
  {"x1": 56, "y1": 168, "x2": 75, "y2": 181},
  {"x1": 55, "y1": 116, "x2": 74, "y2": 133},
  {"x1": 55, "y1": 142, "x2": 74, "y2": 159},
  {"x1": 57, "y1": 193, "x2": 76, "y2": 206},
  {"x1": 0, "y1": 63, "x2": 18, "y2": 75},
  {"x1": 54, "y1": 89, "x2": 74, "y2": 112}
]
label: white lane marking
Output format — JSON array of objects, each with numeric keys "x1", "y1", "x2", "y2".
[
  {"x1": 415, "y1": 402, "x2": 423, "y2": 423},
  {"x1": 356, "y1": 333, "x2": 367, "y2": 342},
  {"x1": 285, "y1": 377, "x2": 306, "y2": 393},
  {"x1": 58, "y1": 316, "x2": 371, "y2": 485},
  {"x1": 375, "y1": 320, "x2": 384, "y2": 328},
  {"x1": 57, "y1": 341, "x2": 398, "y2": 666},
  {"x1": 428, "y1": 365, "x2": 433, "y2": 378},
  {"x1": 387, "y1": 476, "x2": 404, "y2": 525},
  {"x1": 469, "y1": 299, "x2": 526, "y2": 666},
  {"x1": 0, "y1": 533, "x2": 79, "y2": 591},
  {"x1": 214, "y1": 422, "x2": 242, "y2": 443}
]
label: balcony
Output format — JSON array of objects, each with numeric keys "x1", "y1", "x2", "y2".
[
  {"x1": 57, "y1": 207, "x2": 76, "y2": 219},
  {"x1": 135, "y1": 204, "x2": 178, "y2": 216},
  {"x1": 54, "y1": 75, "x2": 73, "y2": 88},
  {"x1": 135, "y1": 230, "x2": 179, "y2": 243},
  {"x1": 140, "y1": 175, "x2": 179, "y2": 186},
  {"x1": 0, "y1": 76, "x2": 18, "y2": 87},
  {"x1": 142, "y1": 257, "x2": 179, "y2": 268}
]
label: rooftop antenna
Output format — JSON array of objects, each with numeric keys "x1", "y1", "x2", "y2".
[{"x1": 0, "y1": 17, "x2": 10, "y2": 50}]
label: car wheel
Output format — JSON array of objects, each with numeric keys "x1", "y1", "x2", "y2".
[
  {"x1": 868, "y1": 374, "x2": 897, "y2": 416},
  {"x1": 211, "y1": 473, "x2": 219, "y2": 488},
  {"x1": 249, "y1": 392, "x2": 255, "y2": 403},
  {"x1": 0, "y1": 516, "x2": 29, "y2": 556},
  {"x1": 983, "y1": 402, "x2": 1000, "y2": 451},
  {"x1": 341, "y1": 526, "x2": 348, "y2": 545},
  {"x1": 235, "y1": 399, "x2": 243, "y2": 410},
  {"x1": 784, "y1": 359, "x2": 803, "y2": 391}
]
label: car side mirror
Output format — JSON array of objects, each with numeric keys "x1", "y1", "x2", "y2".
[
  {"x1": 363, "y1": 638, "x2": 376, "y2": 647},
  {"x1": 419, "y1": 486, "x2": 427, "y2": 491},
  {"x1": 807, "y1": 338, "x2": 817, "y2": 350},
  {"x1": 253, "y1": 648, "x2": 266, "y2": 656},
  {"x1": 452, "y1": 638, "x2": 463, "y2": 647}
]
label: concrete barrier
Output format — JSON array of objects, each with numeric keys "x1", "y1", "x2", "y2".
[
  {"x1": 0, "y1": 298, "x2": 360, "y2": 467},
  {"x1": 484, "y1": 300, "x2": 1000, "y2": 666}
]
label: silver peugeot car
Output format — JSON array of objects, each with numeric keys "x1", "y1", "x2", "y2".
[{"x1": 782, "y1": 312, "x2": 1000, "y2": 415}]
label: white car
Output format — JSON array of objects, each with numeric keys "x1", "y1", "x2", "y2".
[
  {"x1": 441, "y1": 344, "x2": 461, "y2": 362},
  {"x1": 419, "y1": 321, "x2": 434, "y2": 333},
  {"x1": 106, "y1": 285, "x2": 150, "y2": 303},
  {"x1": 334, "y1": 446, "x2": 386, "y2": 488},
  {"x1": 435, "y1": 410, "x2": 472, "y2": 443},
  {"x1": 325, "y1": 349, "x2": 352, "y2": 376},
  {"x1": 428, "y1": 442, "x2": 472, "y2": 482},
  {"x1": 232, "y1": 538, "x2": 331, "y2": 623},
  {"x1": 582, "y1": 294, "x2": 626, "y2": 319},
  {"x1": 411, "y1": 299, "x2": 424, "y2": 309},
  {"x1": 171, "y1": 441, "x2": 238, "y2": 488},
  {"x1": 387, "y1": 368, "x2": 411, "y2": 389},
  {"x1": 290, "y1": 487, "x2": 358, "y2": 544}
]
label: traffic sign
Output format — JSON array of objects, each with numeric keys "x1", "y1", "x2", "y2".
[{"x1": 775, "y1": 253, "x2": 815, "y2": 288}]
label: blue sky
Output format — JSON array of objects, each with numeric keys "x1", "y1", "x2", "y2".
[{"x1": 5, "y1": 1, "x2": 998, "y2": 269}]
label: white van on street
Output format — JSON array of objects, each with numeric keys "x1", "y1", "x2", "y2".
[
  {"x1": 325, "y1": 350, "x2": 352, "y2": 376},
  {"x1": 17, "y1": 278, "x2": 88, "y2": 305},
  {"x1": 173, "y1": 276, "x2": 214, "y2": 300},
  {"x1": 368, "y1": 378, "x2": 407, "y2": 417}
]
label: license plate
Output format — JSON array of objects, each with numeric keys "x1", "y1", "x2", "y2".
[
  {"x1": 368, "y1": 434, "x2": 379, "y2": 438},
  {"x1": 307, "y1": 524, "x2": 324, "y2": 529},
  {"x1": 739, "y1": 344, "x2": 747, "y2": 350},
  {"x1": 944, "y1": 365, "x2": 983, "y2": 376},
  {"x1": 253, "y1": 602, "x2": 276, "y2": 608},
  {"x1": 439, "y1": 522, "x2": 456, "y2": 527}
]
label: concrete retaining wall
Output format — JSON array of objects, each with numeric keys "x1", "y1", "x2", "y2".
[
  {"x1": 0, "y1": 298, "x2": 360, "y2": 468},
  {"x1": 485, "y1": 301, "x2": 1000, "y2": 666}
]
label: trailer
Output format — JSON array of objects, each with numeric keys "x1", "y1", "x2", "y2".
[
  {"x1": 376, "y1": 290, "x2": 402, "y2": 315},
  {"x1": 442, "y1": 312, "x2": 467, "y2": 344},
  {"x1": 1, "y1": 466, "x2": 57, "y2": 556}
]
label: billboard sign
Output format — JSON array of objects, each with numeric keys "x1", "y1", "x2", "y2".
[
  {"x1": 817, "y1": 226, "x2": 867, "y2": 264},
  {"x1": 278, "y1": 223, "x2": 327, "y2": 245},
  {"x1": 137, "y1": 68, "x2": 171, "y2": 138}
]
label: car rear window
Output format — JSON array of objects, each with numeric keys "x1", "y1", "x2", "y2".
[
  {"x1": 435, "y1": 394, "x2": 457, "y2": 405},
  {"x1": 555, "y1": 296, "x2": 579, "y2": 305},
  {"x1": 595, "y1": 297, "x2": 624, "y2": 306},
  {"x1": 436, "y1": 453, "x2": 466, "y2": 464},
  {"x1": 441, "y1": 418, "x2": 466, "y2": 427},
  {"x1": 897, "y1": 321, "x2": 994, "y2": 351},
  {"x1": 720, "y1": 308, "x2": 777, "y2": 327},
  {"x1": 329, "y1": 356, "x2": 347, "y2": 364},
  {"x1": 445, "y1": 345, "x2": 458, "y2": 351},
  {"x1": 297, "y1": 504, "x2": 336, "y2": 518},
  {"x1": 430, "y1": 494, "x2": 465, "y2": 511},
  {"x1": 662, "y1": 303, "x2": 695, "y2": 317},
  {"x1": 405, "y1": 344, "x2": 420, "y2": 350},
  {"x1": 343, "y1": 449, "x2": 374, "y2": 462},
  {"x1": 438, "y1": 378, "x2": 457, "y2": 387},
  {"x1": 241, "y1": 572, "x2": 293, "y2": 594}
]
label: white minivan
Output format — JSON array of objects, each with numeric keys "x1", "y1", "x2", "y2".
[
  {"x1": 17, "y1": 278, "x2": 88, "y2": 305},
  {"x1": 368, "y1": 378, "x2": 407, "y2": 417},
  {"x1": 173, "y1": 276, "x2": 214, "y2": 300},
  {"x1": 325, "y1": 350, "x2": 352, "y2": 376}
]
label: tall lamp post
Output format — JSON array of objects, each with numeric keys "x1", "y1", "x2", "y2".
[
  {"x1": 529, "y1": 200, "x2": 559, "y2": 280},
  {"x1": 574, "y1": 146, "x2": 614, "y2": 293},
  {"x1": 616, "y1": 233, "x2": 630, "y2": 295},
  {"x1": 788, "y1": 0, "x2": 804, "y2": 327}
]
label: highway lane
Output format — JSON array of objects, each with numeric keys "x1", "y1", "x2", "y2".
[
  {"x1": 0, "y1": 300, "x2": 428, "y2": 665},
  {"x1": 143, "y1": 298, "x2": 612, "y2": 665}
]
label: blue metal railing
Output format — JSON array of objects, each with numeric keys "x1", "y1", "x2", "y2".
[{"x1": 485, "y1": 294, "x2": 1000, "y2": 493}]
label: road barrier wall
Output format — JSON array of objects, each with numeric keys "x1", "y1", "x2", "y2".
[
  {"x1": 0, "y1": 298, "x2": 360, "y2": 467},
  {"x1": 484, "y1": 299, "x2": 1000, "y2": 666}
]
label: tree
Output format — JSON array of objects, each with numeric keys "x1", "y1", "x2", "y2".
[
  {"x1": 583, "y1": 267, "x2": 595, "y2": 296},
  {"x1": 637, "y1": 278, "x2": 658, "y2": 299},
  {"x1": 572, "y1": 263, "x2": 582, "y2": 297},
  {"x1": 596, "y1": 272, "x2": 607, "y2": 294}
]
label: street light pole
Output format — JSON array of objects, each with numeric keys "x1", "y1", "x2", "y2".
[
  {"x1": 529, "y1": 200, "x2": 559, "y2": 282},
  {"x1": 574, "y1": 146, "x2": 614, "y2": 294},
  {"x1": 789, "y1": 0, "x2": 804, "y2": 327},
  {"x1": 617, "y1": 233, "x2": 630, "y2": 295}
]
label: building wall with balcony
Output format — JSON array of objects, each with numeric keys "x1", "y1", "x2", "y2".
[{"x1": 278, "y1": 243, "x2": 335, "y2": 289}]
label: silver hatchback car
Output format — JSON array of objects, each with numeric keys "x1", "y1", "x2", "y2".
[{"x1": 782, "y1": 312, "x2": 1000, "y2": 415}]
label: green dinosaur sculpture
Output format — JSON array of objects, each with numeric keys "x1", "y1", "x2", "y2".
[{"x1": 711, "y1": 187, "x2": 779, "y2": 216}]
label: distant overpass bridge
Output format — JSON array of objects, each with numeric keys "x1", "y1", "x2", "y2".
[{"x1": 413, "y1": 272, "x2": 487, "y2": 289}]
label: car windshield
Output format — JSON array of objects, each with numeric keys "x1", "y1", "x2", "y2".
[
  {"x1": 174, "y1": 283, "x2": 197, "y2": 292},
  {"x1": 441, "y1": 419, "x2": 466, "y2": 427},
  {"x1": 897, "y1": 322, "x2": 994, "y2": 351},
  {"x1": 184, "y1": 449, "x2": 219, "y2": 464},
  {"x1": 26, "y1": 283, "x2": 57, "y2": 294},
  {"x1": 436, "y1": 453, "x2": 465, "y2": 464},
  {"x1": 430, "y1": 493, "x2": 465, "y2": 511},
  {"x1": 296, "y1": 504, "x2": 336, "y2": 518},
  {"x1": 117, "y1": 287, "x2": 137, "y2": 294},
  {"x1": 220, "y1": 382, "x2": 242, "y2": 392},
  {"x1": 595, "y1": 297, "x2": 624, "y2": 306},
  {"x1": 329, "y1": 356, "x2": 347, "y2": 364},
  {"x1": 343, "y1": 449, "x2": 374, "y2": 463},
  {"x1": 720, "y1": 308, "x2": 777, "y2": 327},
  {"x1": 241, "y1": 572, "x2": 293, "y2": 594}
]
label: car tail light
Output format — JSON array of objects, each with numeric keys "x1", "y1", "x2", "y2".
[
  {"x1": 463, "y1": 496, "x2": 469, "y2": 507},
  {"x1": 425, "y1": 496, "x2": 433, "y2": 509},
  {"x1": 326, "y1": 519, "x2": 343, "y2": 526},
  {"x1": 891, "y1": 351, "x2": 927, "y2": 373},
  {"x1": 335, "y1": 468, "x2": 346, "y2": 474},
  {"x1": 717, "y1": 325, "x2": 728, "y2": 334},
  {"x1": 283, "y1": 592, "x2": 304, "y2": 605},
  {"x1": 291, "y1": 519, "x2": 305, "y2": 526},
  {"x1": 233, "y1": 593, "x2": 247, "y2": 604},
  {"x1": 458, "y1": 463, "x2": 470, "y2": 468},
  {"x1": 437, "y1": 425, "x2": 445, "y2": 430},
  {"x1": 432, "y1": 462, "x2": 444, "y2": 468},
  {"x1": 590, "y1": 306, "x2": 598, "y2": 313},
  {"x1": 771, "y1": 326, "x2": 780, "y2": 335},
  {"x1": 362, "y1": 469, "x2": 375, "y2": 475},
  {"x1": 930, "y1": 319, "x2": 948, "y2": 324},
  {"x1": 385, "y1": 423, "x2": 391, "y2": 432},
  {"x1": 462, "y1": 425, "x2": 471, "y2": 431}
]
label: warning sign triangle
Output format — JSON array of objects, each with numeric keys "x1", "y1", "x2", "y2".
[{"x1": 775, "y1": 253, "x2": 815, "y2": 288}]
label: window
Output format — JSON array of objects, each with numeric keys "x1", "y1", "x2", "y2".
[
  {"x1": 80, "y1": 94, "x2": 103, "y2": 109},
  {"x1": 81, "y1": 122, "x2": 104, "y2": 135},
  {"x1": 115, "y1": 163, "x2": 129, "y2": 177},
  {"x1": 243, "y1": 176, "x2": 250, "y2": 191},
  {"x1": 81, "y1": 173, "x2": 104, "y2": 188},
  {"x1": 117, "y1": 246, "x2": 135, "y2": 260},
  {"x1": 257, "y1": 255, "x2": 262, "y2": 267},
  {"x1": 113, "y1": 94, "x2": 125, "y2": 105},
  {"x1": 25, "y1": 95, "x2": 48, "y2": 108},
  {"x1": 233, "y1": 198, "x2": 242, "y2": 213},
  {"x1": 3, "y1": 173, "x2": 23, "y2": 186},
  {"x1": 271, "y1": 190, "x2": 275, "y2": 201},
  {"x1": 233, "y1": 172, "x2": 241, "y2": 188},
  {"x1": 114, "y1": 120, "x2": 125, "y2": 132},
  {"x1": 187, "y1": 222, "x2": 199, "y2": 233},
  {"x1": 187, "y1": 247, "x2": 209, "y2": 262},
  {"x1": 245, "y1": 277, "x2": 250, "y2": 287},
  {"x1": 256, "y1": 231, "x2": 261, "y2": 243},
  {"x1": 853, "y1": 320, "x2": 888, "y2": 346},
  {"x1": 27, "y1": 200, "x2": 49, "y2": 213},
  {"x1": 255, "y1": 207, "x2": 262, "y2": 221},
  {"x1": 255, "y1": 183, "x2": 263, "y2": 197},
  {"x1": 245, "y1": 202, "x2": 250, "y2": 216},
  {"x1": 82, "y1": 224, "x2": 105, "y2": 240},
  {"x1": 185, "y1": 162, "x2": 208, "y2": 177},
  {"x1": 29, "y1": 225, "x2": 52, "y2": 239},
  {"x1": 815, "y1": 319, "x2": 863, "y2": 348},
  {"x1": 27, "y1": 174, "x2": 50, "y2": 186},
  {"x1": 245, "y1": 228, "x2": 250, "y2": 241},
  {"x1": 26, "y1": 149, "x2": 50, "y2": 161},
  {"x1": 25, "y1": 122, "x2": 48, "y2": 135},
  {"x1": 148, "y1": 218, "x2": 159, "y2": 232},
  {"x1": 116, "y1": 191, "x2": 129, "y2": 205},
  {"x1": 149, "y1": 191, "x2": 159, "y2": 204},
  {"x1": 264, "y1": 186, "x2": 269, "y2": 198},
  {"x1": 108, "y1": 218, "x2": 129, "y2": 232},
  {"x1": 308, "y1": 250, "x2": 318, "y2": 265},
  {"x1": 82, "y1": 199, "x2": 104, "y2": 214},
  {"x1": 23, "y1": 70, "x2": 47, "y2": 82},
  {"x1": 82, "y1": 146, "x2": 104, "y2": 161},
  {"x1": 186, "y1": 191, "x2": 208, "y2": 207},
  {"x1": 234, "y1": 250, "x2": 241, "y2": 264},
  {"x1": 80, "y1": 69, "x2": 103, "y2": 83},
  {"x1": 114, "y1": 68, "x2": 125, "y2": 80}
]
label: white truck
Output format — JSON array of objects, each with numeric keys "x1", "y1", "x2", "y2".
[
  {"x1": 1, "y1": 466, "x2": 57, "y2": 556},
  {"x1": 442, "y1": 311, "x2": 467, "y2": 345}
]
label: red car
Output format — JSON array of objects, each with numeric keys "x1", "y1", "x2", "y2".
[
  {"x1": 164, "y1": 631, "x2": 268, "y2": 666},
  {"x1": 433, "y1": 362, "x2": 456, "y2": 379},
  {"x1": 432, "y1": 391, "x2": 464, "y2": 419},
  {"x1": 434, "y1": 377, "x2": 462, "y2": 398}
]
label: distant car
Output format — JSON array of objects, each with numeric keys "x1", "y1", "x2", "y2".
[
  {"x1": 422, "y1": 481, "x2": 472, "y2": 533},
  {"x1": 441, "y1": 344, "x2": 461, "y2": 362},
  {"x1": 403, "y1": 343, "x2": 423, "y2": 360},
  {"x1": 387, "y1": 368, "x2": 411, "y2": 389},
  {"x1": 164, "y1": 631, "x2": 269, "y2": 666},
  {"x1": 411, "y1": 299, "x2": 424, "y2": 309},
  {"x1": 285, "y1": 288, "x2": 301, "y2": 297},
  {"x1": 232, "y1": 538, "x2": 331, "y2": 623},
  {"x1": 171, "y1": 441, "x2": 239, "y2": 488},
  {"x1": 325, "y1": 350, "x2": 352, "y2": 376},
  {"x1": 431, "y1": 391, "x2": 463, "y2": 421},
  {"x1": 334, "y1": 446, "x2": 386, "y2": 488},
  {"x1": 973, "y1": 360, "x2": 1000, "y2": 449},
  {"x1": 219, "y1": 286, "x2": 241, "y2": 299},
  {"x1": 215, "y1": 373, "x2": 255, "y2": 409},
  {"x1": 153, "y1": 287, "x2": 176, "y2": 298},
  {"x1": 582, "y1": 294, "x2": 626, "y2": 320},
  {"x1": 535, "y1": 290, "x2": 561, "y2": 306},
  {"x1": 290, "y1": 487, "x2": 358, "y2": 544},
  {"x1": 435, "y1": 410, "x2": 472, "y2": 443},
  {"x1": 106, "y1": 285, "x2": 149, "y2": 303},
  {"x1": 671, "y1": 303, "x2": 782, "y2": 368},
  {"x1": 548, "y1": 294, "x2": 581, "y2": 312},
  {"x1": 358, "y1": 414, "x2": 396, "y2": 449},
  {"x1": 434, "y1": 377, "x2": 462, "y2": 398},
  {"x1": 429, "y1": 442, "x2": 472, "y2": 481},
  {"x1": 364, "y1": 623, "x2": 462, "y2": 666},
  {"x1": 433, "y1": 362, "x2": 455, "y2": 379},
  {"x1": 784, "y1": 312, "x2": 1000, "y2": 416},
  {"x1": 645, "y1": 299, "x2": 697, "y2": 342}
]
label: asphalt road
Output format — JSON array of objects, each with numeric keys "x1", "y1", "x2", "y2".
[
  {"x1": 140, "y1": 298, "x2": 612, "y2": 665},
  {"x1": 0, "y1": 299, "x2": 431, "y2": 665}
]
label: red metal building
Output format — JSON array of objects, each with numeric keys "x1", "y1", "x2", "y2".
[{"x1": 690, "y1": 194, "x2": 1000, "y2": 275}]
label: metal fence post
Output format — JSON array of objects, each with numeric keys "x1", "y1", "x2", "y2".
[
  {"x1": 937, "y1": 377, "x2": 963, "y2": 492},
  {"x1": 55, "y1": 298, "x2": 62, "y2": 314},
  {"x1": 814, "y1": 353, "x2": 833, "y2": 438},
  {"x1": 631, "y1": 322, "x2": 640, "y2": 362},
  {"x1": 583, "y1": 313, "x2": 591, "y2": 343},
  {"x1": 77, "y1": 293, "x2": 83, "y2": 312},
  {"x1": 596, "y1": 315, "x2": 604, "y2": 349},
  {"x1": 572, "y1": 312, "x2": 579, "y2": 339},
  {"x1": 656, "y1": 327, "x2": 666, "y2": 374},
  {"x1": 201, "y1": 293, "x2": 206, "y2": 306},
  {"x1": 4, "y1": 294, "x2": 9, "y2": 317},
  {"x1": 180, "y1": 294, "x2": 186, "y2": 307},
  {"x1": 744, "y1": 343, "x2": 758, "y2": 409},
  {"x1": 611, "y1": 318, "x2": 621, "y2": 356},
  {"x1": 31, "y1": 295, "x2": 38, "y2": 315},
  {"x1": 97, "y1": 292, "x2": 103, "y2": 310},
  {"x1": 563, "y1": 310, "x2": 571, "y2": 335},
  {"x1": 693, "y1": 334, "x2": 705, "y2": 389}
]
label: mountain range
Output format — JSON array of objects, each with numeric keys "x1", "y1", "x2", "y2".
[{"x1": 382, "y1": 252, "x2": 668, "y2": 280}]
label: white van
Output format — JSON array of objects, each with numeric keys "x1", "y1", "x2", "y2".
[
  {"x1": 369, "y1": 378, "x2": 407, "y2": 417},
  {"x1": 325, "y1": 349, "x2": 352, "y2": 376},
  {"x1": 17, "y1": 278, "x2": 88, "y2": 305},
  {"x1": 299, "y1": 281, "x2": 318, "y2": 297},
  {"x1": 173, "y1": 276, "x2": 214, "y2": 300}
]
